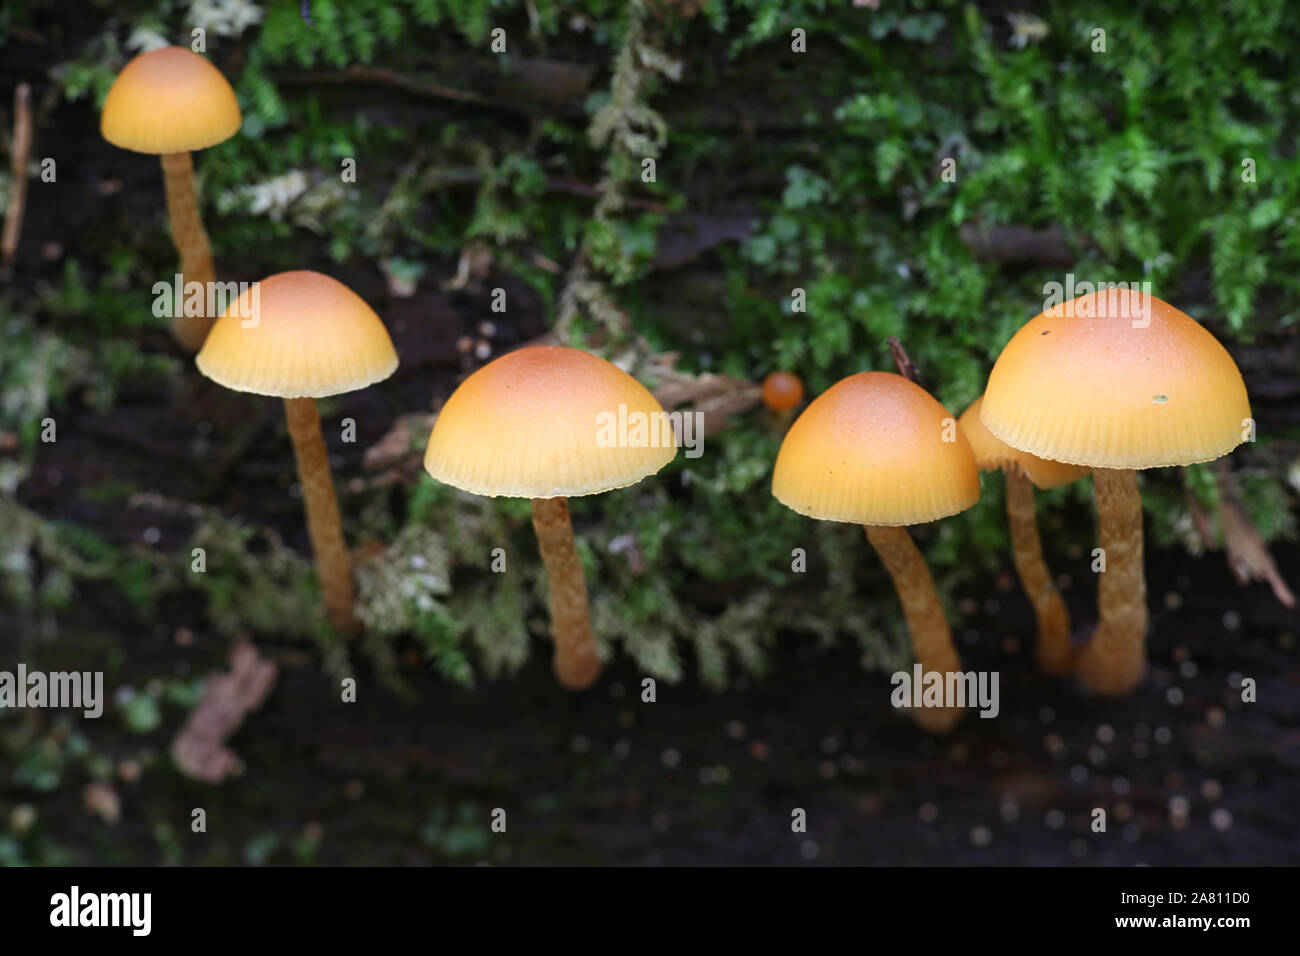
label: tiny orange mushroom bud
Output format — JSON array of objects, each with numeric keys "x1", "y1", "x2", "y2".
[{"x1": 761, "y1": 371, "x2": 804, "y2": 412}]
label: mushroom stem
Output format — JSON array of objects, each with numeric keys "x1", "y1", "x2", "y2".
[
  {"x1": 160, "y1": 151, "x2": 216, "y2": 352},
  {"x1": 283, "y1": 397, "x2": 358, "y2": 636},
  {"x1": 1078, "y1": 468, "x2": 1147, "y2": 695},
  {"x1": 1004, "y1": 467, "x2": 1075, "y2": 675},
  {"x1": 531, "y1": 496, "x2": 601, "y2": 690},
  {"x1": 864, "y1": 525, "x2": 963, "y2": 733}
]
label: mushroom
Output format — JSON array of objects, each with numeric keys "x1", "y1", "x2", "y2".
[
  {"x1": 196, "y1": 271, "x2": 398, "y2": 634},
  {"x1": 423, "y1": 345, "x2": 676, "y2": 690},
  {"x1": 761, "y1": 371, "x2": 805, "y2": 412},
  {"x1": 772, "y1": 371, "x2": 980, "y2": 732},
  {"x1": 959, "y1": 394, "x2": 1089, "y2": 674},
  {"x1": 100, "y1": 46, "x2": 241, "y2": 352},
  {"x1": 981, "y1": 289, "x2": 1250, "y2": 695}
]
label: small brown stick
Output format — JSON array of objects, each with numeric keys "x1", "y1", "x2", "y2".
[
  {"x1": 531, "y1": 496, "x2": 601, "y2": 689},
  {"x1": 2, "y1": 83, "x2": 33, "y2": 269},
  {"x1": 887, "y1": 336, "x2": 921, "y2": 386},
  {"x1": 284, "y1": 397, "x2": 359, "y2": 636},
  {"x1": 277, "y1": 66, "x2": 508, "y2": 110}
]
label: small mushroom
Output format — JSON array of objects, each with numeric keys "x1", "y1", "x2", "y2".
[
  {"x1": 196, "y1": 271, "x2": 399, "y2": 634},
  {"x1": 959, "y1": 394, "x2": 1089, "y2": 674},
  {"x1": 761, "y1": 371, "x2": 805, "y2": 412},
  {"x1": 424, "y1": 346, "x2": 676, "y2": 689},
  {"x1": 982, "y1": 290, "x2": 1251, "y2": 695},
  {"x1": 772, "y1": 372, "x2": 980, "y2": 732},
  {"x1": 100, "y1": 47, "x2": 241, "y2": 351}
]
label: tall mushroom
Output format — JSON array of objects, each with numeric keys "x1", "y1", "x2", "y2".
[
  {"x1": 101, "y1": 46, "x2": 241, "y2": 351},
  {"x1": 423, "y1": 345, "x2": 676, "y2": 690},
  {"x1": 981, "y1": 289, "x2": 1250, "y2": 695},
  {"x1": 196, "y1": 271, "x2": 399, "y2": 634},
  {"x1": 959, "y1": 394, "x2": 1089, "y2": 674},
  {"x1": 772, "y1": 372, "x2": 980, "y2": 732}
]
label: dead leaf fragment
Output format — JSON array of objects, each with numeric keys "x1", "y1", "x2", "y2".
[
  {"x1": 83, "y1": 781, "x2": 121, "y2": 825},
  {"x1": 646, "y1": 351, "x2": 762, "y2": 437},
  {"x1": 1220, "y1": 500, "x2": 1296, "y2": 608},
  {"x1": 170, "y1": 640, "x2": 278, "y2": 784}
]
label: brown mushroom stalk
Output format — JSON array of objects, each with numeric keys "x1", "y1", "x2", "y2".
[
  {"x1": 864, "y1": 525, "x2": 964, "y2": 733},
  {"x1": 959, "y1": 393, "x2": 1085, "y2": 675},
  {"x1": 1004, "y1": 467, "x2": 1075, "y2": 674},
  {"x1": 1078, "y1": 468, "x2": 1146, "y2": 695},
  {"x1": 161, "y1": 151, "x2": 217, "y2": 351},
  {"x1": 531, "y1": 497, "x2": 600, "y2": 690},
  {"x1": 284, "y1": 396, "x2": 358, "y2": 636}
]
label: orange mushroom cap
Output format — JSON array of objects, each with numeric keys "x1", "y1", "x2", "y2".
[
  {"x1": 424, "y1": 346, "x2": 677, "y2": 499},
  {"x1": 101, "y1": 46, "x2": 241, "y2": 154},
  {"x1": 772, "y1": 371, "x2": 980, "y2": 526},
  {"x1": 981, "y1": 290, "x2": 1250, "y2": 469},
  {"x1": 761, "y1": 371, "x2": 805, "y2": 412},
  {"x1": 196, "y1": 271, "x2": 399, "y2": 398},
  {"x1": 959, "y1": 394, "x2": 1089, "y2": 490}
]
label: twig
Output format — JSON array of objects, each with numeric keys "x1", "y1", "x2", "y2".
[
  {"x1": 416, "y1": 165, "x2": 667, "y2": 211},
  {"x1": 544, "y1": 176, "x2": 668, "y2": 212},
  {"x1": 275, "y1": 67, "x2": 520, "y2": 114},
  {"x1": 958, "y1": 222, "x2": 1087, "y2": 266},
  {"x1": 200, "y1": 409, "x2": 274, "y2": 498},
  {"x1": 2, "y1": 83, "x2": 33, "y2": 270},
  {"x1": 7, "y1": 26, "x2": 45, "y2": 46},
  {"x1": 887, "y1": 336, "x2": 922, "y2": 386},
  {"x1": 78, "y1": 419, "x2": 195, "y2": 465}
]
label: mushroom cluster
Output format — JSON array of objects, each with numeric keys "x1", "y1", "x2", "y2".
[
  {"x1": 96, "y1": 44, "x2": 1256, "y2": 724},
  {"x1": 762, "y1": 290, "x2": 1250, "y2": 726},
  {"x1": 980, "y1": 289, "x2": 1251, "y2": 696}
]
